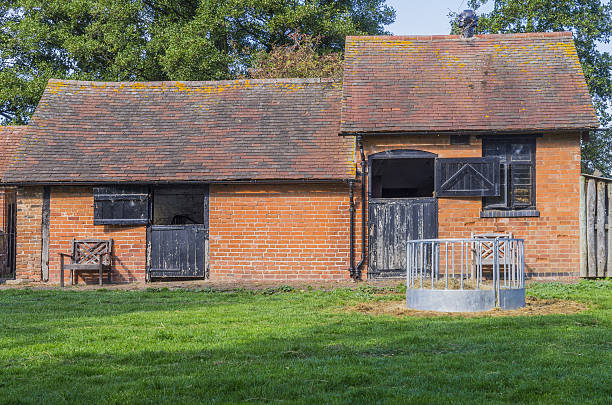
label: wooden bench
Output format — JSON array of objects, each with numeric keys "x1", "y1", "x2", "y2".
[{"x1": 59, "y1": 239, "x2": 113, "y2": 286}]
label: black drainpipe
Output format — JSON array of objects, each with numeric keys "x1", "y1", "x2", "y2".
[
  {"x1": 348, "y1": 180, "x2": 355, "y2": 279},
  {"x1": 355, "y1": 136, "x2": 367, "y2": 280}
]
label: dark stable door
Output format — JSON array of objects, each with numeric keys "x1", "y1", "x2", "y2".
[
  {"x1": 149, "y1": 225, "x2": 207, "y2": 278},
  {"x1": 368, "y1": 198, "x2": 438, "y2": 278}
]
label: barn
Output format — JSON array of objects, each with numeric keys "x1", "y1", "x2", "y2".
[{"x1": 0, "y1": 32, "x2": 599, "y2": 284}]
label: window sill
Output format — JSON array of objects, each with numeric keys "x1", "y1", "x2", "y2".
[{"x1": 480, "y1": 209, "x2": 540, "y2": 218}]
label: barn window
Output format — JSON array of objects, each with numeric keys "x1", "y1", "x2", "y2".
[
  {"x1": 435, "y1": 158, "x2": 500, "y2": 197},
  {"x1": 93, "y1": 186, "x2": 149, "y2": 225},
  {"x1": 482, "y1": 137, "x2": 536, "y2": 212}
]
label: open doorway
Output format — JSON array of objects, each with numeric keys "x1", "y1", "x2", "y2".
[
  {"x1": 370, "y1": 158, "x2": 435, "y2": 198},
  {"x1": 153, "y1": 187, "x2": 207, "y2": 225},
  {"x1": 368, "y1": 150, "x2": 438, "y2": 278}
]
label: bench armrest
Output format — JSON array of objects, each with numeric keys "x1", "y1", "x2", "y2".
[{"x1": 99, "y1": 251, "x2": 112, "y2": 265}]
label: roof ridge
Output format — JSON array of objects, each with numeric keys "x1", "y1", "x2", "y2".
[
  {"x1": 47, "y1": 77, "x2": 339, "y2": 87},
  {"x1": 347, "y1": 31, "x2": 573, "y2": 41}
]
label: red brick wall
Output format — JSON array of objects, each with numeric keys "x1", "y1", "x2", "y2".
[
  {"x1": 45, "y1": 187, "x2": 147, "y2": 284},
  {"x1": 362, "y1": 133, "x2": 582, "y2": 277},
  {"x1": 16, "y1": 184, "x2": 355, "y2": 283},
  {"x1": 13, "y1": 132, "x2": 579, "y2": 283},
  {"x1": 15, "y1": 187, "x2": 43, "y2": 281},
  {"x1": 15, "y1": 186, "x2": 147, "y2": 284},
  {"x1": 209, "y1": 183, "x2": 352, "y2": 281}
]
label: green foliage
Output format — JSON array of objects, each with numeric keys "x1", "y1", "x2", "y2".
[
  {"x1": 460, "y1": 0, "x2": 612, "y2": 176},
  {"x1": 249, "y1": 33, "x2": 344, "y2": 79},
  {"x1": 528, "y1": 279, "x2": 612, "y2": 307},
  {"x1": 0, "y1": 0, "x2": 395, "y2": 124},
  {"x1": 262, "y1": 284, "x2": 295, "y2": 294},
  {"x1": 0, "y1": 285, "x2": 610, "y2": 403}
]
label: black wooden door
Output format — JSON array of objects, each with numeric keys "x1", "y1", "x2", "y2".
[
  {"x1": 1, "y1": 192, "x2": 16, "y2": 279},
  {"x1": 368, "y1": 198, "x2": 437, "y2": 278},
  {"x1": 148, "y1": 225, "x2": 207, "y2": 278}
]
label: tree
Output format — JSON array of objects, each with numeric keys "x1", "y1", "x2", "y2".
[
  {"x1": 0, "y1": 0, "x2": 395, "y2": 124},
  {"x1": 458, "y1": 0, "x2": 612, "y2": 175},
  {"x1": 249, "y1": 32, "x2": 343, "y2": 79}
]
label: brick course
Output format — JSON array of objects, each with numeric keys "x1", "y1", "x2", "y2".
[
  {"x1": 209, "y1": 183, "x2": 352, "y2": 281},
  {"x1": 15, "y1": 187, "x2": 43, "y2": 281}
]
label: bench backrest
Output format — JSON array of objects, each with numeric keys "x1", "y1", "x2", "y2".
[{"x1": 71, "y1": 239, "x2": 113, "y2": 265}]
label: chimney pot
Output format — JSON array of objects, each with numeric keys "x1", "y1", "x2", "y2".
[{"x1": 458, "y1": 10, "x2": 478, "y2": 38}]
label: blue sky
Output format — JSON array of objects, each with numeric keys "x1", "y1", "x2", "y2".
[
  {"x1": 383, "y1": 1, "x2": 492, "y2": 35},
  {"x1": 383, "y1": 0, "x2": 611, "y2": 53}
]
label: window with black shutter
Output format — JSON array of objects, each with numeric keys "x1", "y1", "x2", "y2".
[
  {"x1": 93, "y1": 186, "x2": 150, "y2": 225},
  {"x1": 435, "y1": 157, "x2": 500, "y2": 197},
  {"x1": 482, "y1": 137, "x2": 536, "y2": 211}
]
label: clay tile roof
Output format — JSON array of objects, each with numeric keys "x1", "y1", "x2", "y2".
[
  {"x1": 3, "y1": 78, "x2": 355, "y2": 184},
  {"x1": 341, "y1": 32, "x2": 600, "y2": 134},
  {"x1": 0, "y1": 126, "x2": 26, "y2": 180}
]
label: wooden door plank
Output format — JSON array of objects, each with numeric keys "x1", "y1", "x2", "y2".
[{"x1": 195, "y1": 227, "x2": 205, "y2": 277}]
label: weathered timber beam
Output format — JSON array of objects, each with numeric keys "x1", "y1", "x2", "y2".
[
  {"x1": 597, "y1": 181, "x2": 607, "y2": 277},
  {"x1": 586, "y1": 178, "x2": 597, "y2": 277},
  {"x1": 608, "y1": 184, "x2": 612, "y2": 278},
  {"x1": 579, "y1": 176, "x2": 587, "y2": 277}
]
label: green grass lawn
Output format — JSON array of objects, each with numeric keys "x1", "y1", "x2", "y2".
[{"x1": 0, "y1": 281, "x2": 611, "y2": 404}]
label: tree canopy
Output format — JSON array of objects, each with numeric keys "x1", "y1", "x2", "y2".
[
  {"x1": 0, "y1": 0, "x2": 395, "y2": 124},
  {"x1": 462, "y1": 0, "x2": 612, "y2": 175}
]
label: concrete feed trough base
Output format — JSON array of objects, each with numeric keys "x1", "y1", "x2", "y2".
[{"x1": 406, "y1": 288, "x2": 526, "y2": 312}]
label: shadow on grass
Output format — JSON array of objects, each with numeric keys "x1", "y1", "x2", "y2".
[{"x1": 0, "y1": 288, "x2": 610, "y2": 404}]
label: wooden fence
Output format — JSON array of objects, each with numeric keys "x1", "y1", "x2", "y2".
[{"x1": 580, "y1": 174, "x2": 611, "y2": 277}]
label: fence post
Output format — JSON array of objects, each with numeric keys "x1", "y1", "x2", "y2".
[
  {"x1": 493, "y1": 238, "x2": 499, "y2": 307},
  {"x1": 597, "y1": 181, "x2": 606, "y2": 277},
  {"x1": 406, "y1": 243, "x2": 411, "y2": 290},
  {"x1": 579, "y1": 176, "x2": 587, "y2": 277},
  {"x1": 608, "y1": 184, "x2": 612, "y2": 278},
  {"x1": 586, "y1": 179, "x2": 597, "y2": 277}
]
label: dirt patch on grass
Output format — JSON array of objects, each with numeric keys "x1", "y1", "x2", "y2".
[{"x1": 345, "y1": 296, "x2": 588, "y2": 318}]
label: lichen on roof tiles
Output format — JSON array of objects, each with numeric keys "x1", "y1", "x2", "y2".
[
  {"x1": 341, "y1": 32, "x2": 599, "y2": 134},
  {"x1": 4, "y1": 78, "x2": 354, "y2": 183},
  {"x1": 0, "y1": 126, "x2": 26, "y2": 180}
]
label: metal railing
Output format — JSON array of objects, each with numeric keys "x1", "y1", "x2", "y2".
[{"x1": 407, "y1": 238, "x2": 525, "y2": 293}]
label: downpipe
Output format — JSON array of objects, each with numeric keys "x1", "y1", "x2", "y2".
[
  {"x1": 348, "y1": 180, "x2": 355, "y2": 279},
  {"x1": 355, "y1": 136, "x2": 367, "y2": 280}
]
